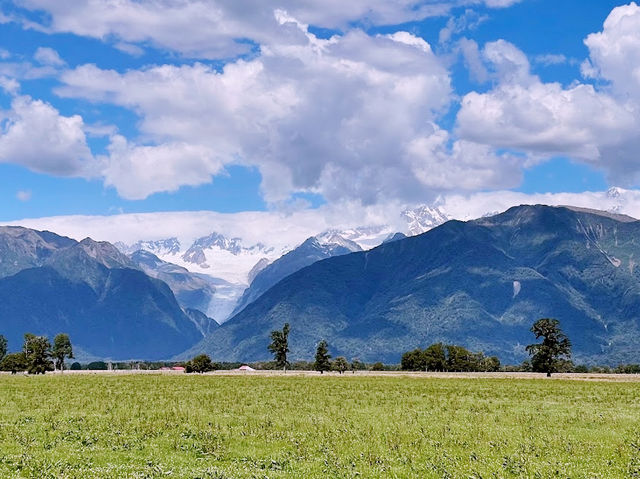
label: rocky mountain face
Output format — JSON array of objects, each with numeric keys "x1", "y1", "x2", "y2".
[
  {"x1": 0, "y1": 227, "x2": 204, "y2": 360},
  {"x1": 231, "y1": 233, "x2": 363, "y2": 317},
  {"x1": 185, "y1": 206, "x2": 640, "y2": 365},
  {"x1": 128, "y1": 250, "x2": 218, "y2": 322},
  {"x1": 0, "y1": 226, "x2": 76, "y2": 277}
]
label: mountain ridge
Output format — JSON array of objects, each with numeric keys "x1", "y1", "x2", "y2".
[{"x1": 183, "y1": 205, "x2": 640, "y2": 365}]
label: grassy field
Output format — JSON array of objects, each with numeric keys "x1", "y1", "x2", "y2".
[{"x1": 0, "y1": 373, "x2": 639, "y2": 478}]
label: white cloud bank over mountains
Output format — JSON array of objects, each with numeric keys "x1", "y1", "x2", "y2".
[
  {"x1": 0, "y1": 1, "x2": 639, "y2": 209},
  {"x1": 9, "y1": 188, "x2": 640, "y2": 249}
]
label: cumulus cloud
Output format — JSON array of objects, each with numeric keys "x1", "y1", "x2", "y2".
[
  {"x1": 582, "y1": 2, "x2": 640, "y2": 102},
  {"x1": 102, "y1": 136, "x2": 224, "y2": 199},
  {"x1": 11, "y1": 0, "x2": 524, "y2": 58},
  {"x1": 56, "y1": 22, "x2": 518, "y2": 204},
  {"x1": 0, "y1": 95, "x2": 95, "y2": 176},
  {"x1": 0, "y1": 75, "x2": 19, "y2": 94},
  {"x1": 33, "y1": 46, "x2": 65, "y2": 66},
  {"x1": 456, "y1": 8, "x2": 640, "y2": 187},
  {"x1": 439, "y1": 9, "x2": 488, "y2": 45}
]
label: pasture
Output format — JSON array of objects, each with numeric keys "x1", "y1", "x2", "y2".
[{"x1": 0, "y1": 372, "x2": 639, "y2": 478}]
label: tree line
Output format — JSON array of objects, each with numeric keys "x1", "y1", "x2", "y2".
[
  {"x1": 263, "y1": 318, "x2": 574, "y2": 376},
  {"x1": 401, "y1": 343, "x2": 501, "y2": 372},
  {"x1": 0, "y1": 333, "x2": 74, "y2": 374},
  {"x1": 182, "y1": 318, "x2": 576, "y2": 376}
]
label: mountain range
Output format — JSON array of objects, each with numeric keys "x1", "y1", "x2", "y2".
[
  {"x1": 114, "y1": 205, "x2": 449, "y2": 322},
  {"x1": 0, "y1": 227, "x2": 210, "y2": 360},
  {"x1": 185, "y1": 205, "x2": 640, "y2": 365},
  {"x1": 3, "y1": 202, "x2": 639, "y2": 365}
]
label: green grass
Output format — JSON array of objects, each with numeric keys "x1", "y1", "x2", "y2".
[{"x1": 1, "y1": 374, "x2": 639, "y2": 478}]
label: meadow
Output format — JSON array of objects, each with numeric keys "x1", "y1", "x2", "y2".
[{"x1": 0, "y1": 373, "x2": 639, "y2": 478}]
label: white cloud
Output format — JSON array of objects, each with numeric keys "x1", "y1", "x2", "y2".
[
  {"x1": 582, "y1": 2, "x2": 640, "y2": 103},
  {"x1": 457, "y1": 78, "x2": 636, "y2": 160},
  {"x1": 456, "y1": 37, "x2": 489, "y2": 82},
  {"x1": 113, "y1": 42, "x2": 145, "y2": 57},
  {"x1": 456, "y1": 27, "x2": 640, "y2": 187},
  {"x1": 483, "y1": 0, "x2": 522, "y2": 7},
  {"x1": 440, "y1": 187, "x2": 640, "y2": 221},
  {"x1": 12, "y1": 0, "x2": 524, "y2": 59},
  {"x1": 5, "y1": 188, "x2": 639, "y2": 252},
  {"x1": 534, "y1": 53, "x2": 567, "y2": 66},
  {"x1": 0, "y1": 95, "x2": 95, "y2": 176},
  {"x1": 33, "y1": 46, "x2": 65, "y2": 66},
  {"x1": 101, "y1": 136, "x2": 224, "y2": 199},
  {"x1": 1, "y1": 202, "x2": 406, "y2": 249},
  {"x1": 16, "y1": 189, "x2": 31, "y2": 201},
  {"x1": 482, "y1": 39, "x2": 532, "y2": 84},
  {"x1": 407, "y1": 132, "x2": 523, "y2": 191},
  {"x1": 0, "y1": 75, "x2": 19, "y2": 94},
  {"x1": 439, "y1": 9, "x2": 488, "y2": 45},
  {"x1": 57, "y1": 23, "x2": 505, "y2": 204}
]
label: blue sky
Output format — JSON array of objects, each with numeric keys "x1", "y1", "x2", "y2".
[{"x1": 0, "y1": 0, "x2": 639, "y2": 224}]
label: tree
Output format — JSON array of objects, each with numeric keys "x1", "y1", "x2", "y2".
[
  {"x1": 87, "y1": 361, "x2": 108, "y2": 370},
  {"x1": 23, "y1": 333, "x2": 53, "y2": 374},
  {"x1": 268, "y1": 323, "x2": 290, "y2": 372},
  {"x1": 401, "y1": 348, "x2": 426, "y2": 371},
  {"x1": 351, "y1": 358, "x2": 364, "y2": 373},
  {"x1": 334, "y1": 356, "x2": 349, "y2": 374},
  {"x1": 446, "y1": 345, "x2": 473, "y2": 372},
  {"x1": 0, "y1": 334, "x2": 7, "y2": 362},
  {"x1": 481, "y1": 355, "x2": 501, "y2": 372},
  {"x1": 52, "y1": 333, "x2": 74, "y2": 371},
  {"x1": 0, "y1": 352, "x2": 27, "y2": 374},
  {"x1": 314, "y1": 340, "x2": 331, "y2": 374},
  {"x1": 526, "y1": 318, "x2": 572, "y2": 377},
  {"x1": 185, "y1": 354, "x2": 215, "y2": 373},
  {"x1": 371, "y1": 362, "x2": 385, "y2": 371},
  {"x1": 70, "y1": 362, "x2": 82, "y2": 371},
  {"x1": 424, "y1": 343, "x2": 447, "y2": 371}
]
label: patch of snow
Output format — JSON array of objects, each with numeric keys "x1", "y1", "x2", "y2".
[{"x1": 512, "y1": 281, "x2": 521, "y2": 298}]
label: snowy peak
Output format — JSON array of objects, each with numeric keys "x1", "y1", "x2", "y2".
[
  {"x1": 182, "y1": 232, "x2": 273, "y2": 268},
  {"x1": 188, "y1": 233, "x2": 244, "y2": 256},
  {"x1": 116, "y1": 237, "x2": 181, "y2": 257},
  {"x1": 607, "y1": 186, "x2": 623, "y2": 200},
  {"x1": 321, "y1": 225, "x2": 394, "y2": 250},
  {"x1": 314, "y1": 230, "x2": 363, "y2": 252},
  {"x1": 402, "y1": 205, "x2": 449, "y2": 235}
]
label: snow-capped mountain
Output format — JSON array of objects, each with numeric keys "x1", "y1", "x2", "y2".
[
  {"x1": 116, "y1": 237, "x2": 181, "y2": 257},
  {"x1": 178, "y1": 232, "x2": 284, "y2": 284},
  {"x1": 401, "y1": 205, "x2": 450, "y2": 235},
  {"x1": 114, "y1": 204, "x2": 453, "y2": 323},
  {"x1": 315, "y1": 230, "x2": 364, "y2": 251},
  {"x1": 331, "y1": 225, "x2": 397, "y2": 250},
  {"x1": 231, "y1": 230, "x2": 364, "y2": 316},
  {"x1": 116, "y1": 232, "x2": 288, "y2": 323}
]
